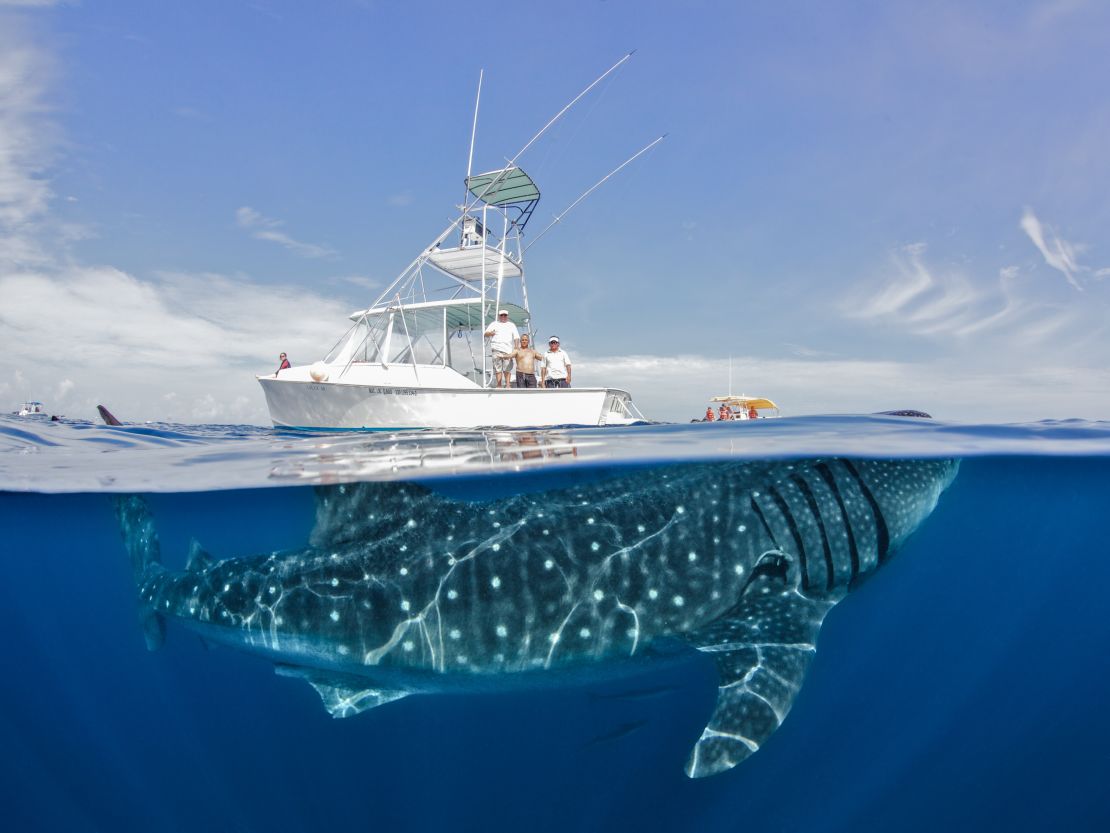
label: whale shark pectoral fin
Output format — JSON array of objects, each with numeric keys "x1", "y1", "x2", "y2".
[
  {"x1": 274, "y1": 664, "x2": 409, "y2": 718},
  {"x1": 307, "y1": 681, "x2": 409, "y2": 719},
  {"x1": 682, "y1": 575, "x2": 838, "y2": 778}
]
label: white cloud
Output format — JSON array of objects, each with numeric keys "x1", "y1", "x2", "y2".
[
  {"x1": 1019, "y1": 208, "x2": 1086, "y2": 290},
  {"x1": 840, "y1": 242, "x2": 1098, "y2": 353},
  {"x1": 0, "y1": 21, "x2": 54, "y2": 248},
  {"x1": 575, "y1": 352, "x2": 1110, "y2": 423},
  {"x1": 0, "y1": 266, "x2": 353, "y2": 423},
  {"x1": 847, "y1": 244, "x2": 1005, "y2": 336},
  {"x1": 236, "y1": 205, "x2": 337, "y2": 260},
  {"x1": 0, "y1": 1, "x2": 67, "y2": 8},
  {"x1": 171, "y1": 106, "x2": 209, "y2": 121},
  {"x1": 851, "y1": 243, "x2": 934, "y2": 319},
  {"x1": 337, "y1": 274, "x2": 380, "y2": 292},
  {"x1": 1029, "y1": 0, "x2": 1093, "y2": 29}
]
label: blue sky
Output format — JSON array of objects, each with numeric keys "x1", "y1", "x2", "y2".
[{"x1": 1, "y1": 0, "x2": 1107, "y2": 423}]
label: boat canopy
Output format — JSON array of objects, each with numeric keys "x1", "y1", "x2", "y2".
[
  {"x1": 427, "y1": 245, "x2": 522, "y2": 281},
  {"x1": 711, "y1": 395, "x2": 778, "y2": 410},
  {"x1": 350, "y1": 298, "x2": 529, "y2": 330},
  {"x1": 466, "y1": 167, "x2": 540, "y2": 206}
]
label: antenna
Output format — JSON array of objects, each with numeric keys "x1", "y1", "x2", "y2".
[
  {"x1": 729, "y1": 355, "x2": 733, "y2": 397},
  {"x1": 524, "y1": 134, "x2": 666, "y2": 251}
]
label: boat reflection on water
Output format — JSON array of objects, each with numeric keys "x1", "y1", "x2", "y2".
[{"x1": 268, "y1": 429, "x2": 585, "y2": 484}]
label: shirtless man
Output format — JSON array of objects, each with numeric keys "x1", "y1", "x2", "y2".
[{"x1": 510, "y1": 335, "x2": 544, "y2": 388}]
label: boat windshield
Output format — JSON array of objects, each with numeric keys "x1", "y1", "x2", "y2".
[{"x1": 326, "y1": 300, "x2": 530, "y2": 382}]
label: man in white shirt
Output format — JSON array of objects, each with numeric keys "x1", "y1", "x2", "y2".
[
  {"x1": 540, "y1": 336, "x2": 572, "y2": 388},
  {"x1": 483, "y1": 309, "x2": 520, "y2": 389}
]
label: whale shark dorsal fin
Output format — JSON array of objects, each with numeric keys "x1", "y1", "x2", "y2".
[
  {"x1": 310, "y1": 481, "x2": 436, "y2": 549},
  {"x1": 683, "y1": 565, "x2": 838, "y2": 778},
  {"x1": 185, "y1": 539, "x2": 214, "y2": 573},
  {"x1": 274, "y1": 664, "x2": 409, "y2": 718}
]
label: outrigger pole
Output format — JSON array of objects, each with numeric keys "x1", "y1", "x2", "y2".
[
  {"x1": 464, "y1": 69, "x2": 483, "y2": 211},
  {"x1": 465, "y1": 50, "x2": 635, "y2": 210},
  {"x1": 524, "y1": 134, "x2": 666, "y2": 252}
]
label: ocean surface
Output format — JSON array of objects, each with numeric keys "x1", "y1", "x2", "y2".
[{"x1": 2, "y1": 414, "x2": 1108, "y2": 832}]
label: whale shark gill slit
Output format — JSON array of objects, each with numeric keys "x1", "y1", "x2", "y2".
[
  {"x1": 749, "y1": 497, "x2": 780, "y2": 549},
  {"x1": 790, "y1": 474, "x2": 836, "y2": 592},
  {"x1": 766, "y1": 487, "x2": 811, "y2": 591},
  {"x1": 815, "y1": 462, "x2": 861, "y2": 584},
  {"x1": 841, "y1": 460, "x2": 891, "y2": 562}
]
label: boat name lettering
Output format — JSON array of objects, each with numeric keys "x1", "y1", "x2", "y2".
[{"x1": 367, "y1": 387, "x2": 417, "y2": 396}]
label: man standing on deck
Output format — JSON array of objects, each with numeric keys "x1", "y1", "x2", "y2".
[
  {"x1": 541, "y1": 336, "x2": 572, "y2": 388},
  {"x1": 484, "y1": 309, "x2": 520, "y2": 389},
  {"x1": 511, "y1": 335, "x2": 544, "y2": 388}
]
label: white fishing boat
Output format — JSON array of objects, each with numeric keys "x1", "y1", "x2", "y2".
[
  {"x1": 258, "y1": 57, "x2": 656, "y2": 431},
  {"x1": 16, "y1": 401, "x2": 46, "y2": 417}
]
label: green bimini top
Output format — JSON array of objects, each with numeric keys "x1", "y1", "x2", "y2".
[{"x1": 466, "y1": 167, "x2": 540, "y2": 206}]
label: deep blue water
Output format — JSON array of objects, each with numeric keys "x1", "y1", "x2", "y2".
[{"x1": 1, "y1": 416, "x2": 1108, "y2": 832}]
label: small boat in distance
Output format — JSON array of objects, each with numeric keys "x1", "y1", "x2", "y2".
[
  {"x1": 258, "y1": 57, "x2": 657, "y2": 431},
  {"x1": 16, "y1": 401, "x2": 46, "y2": 417},
  {"x1": 704, "y1": 395, "x2": 780, "y2": 421}
]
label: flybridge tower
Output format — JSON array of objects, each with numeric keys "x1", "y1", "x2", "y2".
[{"x1": 326, "y1": 52, "x2": 647, "y2": 389}]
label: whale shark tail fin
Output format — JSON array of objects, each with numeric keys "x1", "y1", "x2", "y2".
[{"x1": 114, "y1": 495, "x2": 166, "y2": 650}]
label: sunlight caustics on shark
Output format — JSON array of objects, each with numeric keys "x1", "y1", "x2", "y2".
[{"x1": 118, "y1": 457, "x2": 957, "y2": 777}]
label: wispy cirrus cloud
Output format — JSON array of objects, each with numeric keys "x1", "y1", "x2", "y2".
[
  {"x1": 236, "y1": 205, "x2": 337, "y2": 259},
  {"x1": 847, "y1": 244, "x2": 1008, "y2": 334},
  {"x1": 840, "y1": 241, "x2": 1092, "y2": 355},
  {"x1": 1019, "y1": 208, "x2": 1088, "y2": 290}
]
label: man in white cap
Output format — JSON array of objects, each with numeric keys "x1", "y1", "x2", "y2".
[
  {"x1": 483, "y1": 308, "x2": 520, "y2": 389},
  {"x1": 540, "y1": 336, "x2": 572, "y2": 388}
]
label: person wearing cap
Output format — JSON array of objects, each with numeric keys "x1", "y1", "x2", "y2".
[
  {"x1": 483, "y1": 309, "x2": 521, "y2": 389},
  {"x1": 540, "y1": 336, "x2": 572, "y2": 388},
  {"x1": 510, "y1": 334, "x2": 544, "y2": 388}
]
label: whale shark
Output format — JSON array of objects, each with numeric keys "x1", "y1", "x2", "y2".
[{"x1": 118, "y1": 456, "x2": 957, "y2": 777}]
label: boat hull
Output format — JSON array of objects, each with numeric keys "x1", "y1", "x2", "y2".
[{"x1": 258, "y1": 377, "x2": 637, "y2": 430}]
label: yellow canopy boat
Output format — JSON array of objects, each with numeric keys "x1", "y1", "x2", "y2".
[{"x1": 707, "y1": 395, "x2": 780, "y2": 420}]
